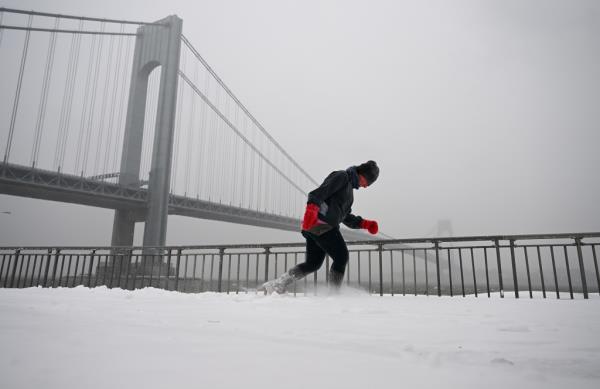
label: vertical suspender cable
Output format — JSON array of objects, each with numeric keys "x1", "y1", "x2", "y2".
[
  {"x1": 290, "y1": 167, "x2": 294, "y2": 217},
  {"x1": 171, "y1": 50, "x2": 186, "y2": 194},
  {"x1": 257, "y1": 135, "x2": 263, "y2": 211},
  {"x1": 75, "y1": 32, "x2": 98, "y2": 174},
  {"x1": 277, "y1": 153, "x2": 282, "y2": 215},
  {"x1": 214, "y1": 91, "x2": 226, "y2": 203},
  {"x1": 54, "y1": 19, "x2": 81, "y2": 171},
  {"x1": 183, "y1": 61, "x2": 198, "y2": 196},
  {"x1": 288, "y1": 164, "x2": 291, "y2": 216},
  {"x1": 195, "y1": 66, "x2": 209, "y2": 199},
  {"x1": 219, "y1": 91, "x2": 229, "y2": 203},
  {"x1": 93, "y1": 32, "x2": 116, "y2": 176},
  {"x1": 248, "y1": 122, "x2": 256, "y2": 210},
  {"x1": 290, "y1": 163, "x2": 294, "y2": 216},
  {"x1": 4, "y1": 14, "x2": 33, "y2": 165},
  {"x1": 111, "y1": 36, "x2": 133, "y2": 176},
  {"x1": 31, "y1": 17, "x2": 59, "y2": 168},
  {"x1": 275, "y1": 149, "x2": 280, "y2": 214},
  {"x1": 278, "y1": 152, "x2": 282, "y2": 215},
  {"x1": 285, "y1": 158, "x2": 289, "y2": 216},
  {"x1": 59, "y1": 21, "x2": 83, "y2": 173},
  {"x1": 218, "y1": 97, "x2": 229, "y2": 203},
  {"x1": 268, "y1": 146, "x2": 273, "y2": 213},
  {"x1": 285, "y1": 162, "x2": 290, "y2": 216},
  {"x1": 287, "y1": 159, "x2": 291, "y2": 215},
  {"x1": 219, "y1": 96, "x2": 231, "y2": 203},
  {"x1": 198, "y1": 71, "x2": 213, "y2": 200},
  {"x1": 102, "y1": 24, "x2": 125, "y2": 180},
  {"x1": 207, "y1": 84, "x2": 220, "y2": 201},
  {"x1": 280, "y1": 154, "x2": 284, "y2": 215},
  {"x1": 239, "y1": 115, "x2": 248, "y2": 207},
  {"x1": 264, "y1": 144, "x2": 270, "y2": 212},
  {"x1": 273, "y1": 151, "x2": 278, "y2": 214},
  {"x1": 82, "y1": 22, "x2": 105, "y2": 175},
  {"x1": 231, "y1": 105, "x2": 240, "y2": 206}
]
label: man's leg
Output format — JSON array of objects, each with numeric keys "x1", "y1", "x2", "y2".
[
  {"x1": 312, "y1": 228, "x2": 349, "y2": 288},
  {"x1": 261, "y1": 232, "x2": 326, "y2": 293},
  {"x1": 293, "y1": 231, "x2": 327, "y2": 276}
]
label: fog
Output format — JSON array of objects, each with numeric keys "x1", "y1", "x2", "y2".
[{"x1": 0, "y1": 0, "x2": 599, "y2": 246}]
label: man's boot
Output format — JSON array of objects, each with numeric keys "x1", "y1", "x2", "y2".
[
  {"x1": 261, "y1": 267, "x2": 305, "y2": 294},
  {"x1": 328, "y1": 268, "x2": 345, "y2": 291}
]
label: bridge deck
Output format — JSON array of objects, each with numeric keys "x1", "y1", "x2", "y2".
[{"x1": 0, "y1": 163, "x2": 368, "y2": 240}]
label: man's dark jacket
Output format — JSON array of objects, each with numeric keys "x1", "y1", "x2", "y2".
[{"x1": 307, "y1": 169, "x2": 363, "y2": 230}]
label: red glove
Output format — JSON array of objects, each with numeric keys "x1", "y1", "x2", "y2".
[
  {"x1": 360, "y1": 219, "x2": 379, "y2": 235},
  {"x1": 302, "y1": 203, "x2": 320, "y2": 231}
]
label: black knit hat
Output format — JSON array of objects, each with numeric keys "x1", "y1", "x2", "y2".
[{"x1": 356, "y1": 160, "x2": 379, "y2": 185}]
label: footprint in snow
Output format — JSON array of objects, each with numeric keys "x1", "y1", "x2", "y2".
[
  {"x1": 498, "y1": 325, "x2": 530, "y2": 333},
  {"x1": 491, "y1": 357, "x2": 515, "y2": 366}
]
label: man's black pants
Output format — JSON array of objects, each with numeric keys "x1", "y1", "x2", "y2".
[{"x1": 293, "y1": 228, "x2": 349, "y2": 277}]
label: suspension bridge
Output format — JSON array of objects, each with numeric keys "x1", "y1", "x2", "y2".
[
  {"x1": 1, "y1": 8, "x2": 599, "y2": 299},
  {"x1": 0, "y1": 7, "x2": 376, "y2": 247}
]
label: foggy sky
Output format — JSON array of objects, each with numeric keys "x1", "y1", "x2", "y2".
[{"x1": 1, "y1": 0, "x2": 599, "y2": 246}]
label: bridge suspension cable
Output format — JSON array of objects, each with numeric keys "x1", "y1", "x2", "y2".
[
  {"x1": 31, "y1": 17, "x2": 59, "y2": 168},
  {"x1": 177, "y1": 70, "x2": 308, "y2": 197},
  {"x1": 180, "y1": 35, "x2": 318, "y2": 187},
  {"x1": 1, "y1": 7, "x2": 135, "y2": 182},
  {"x1": 0, "y1": 7, "x2": 160, "y2": 26},
  {"x1": 3, "y1": 14, "x2": 32, "y2": 165}
]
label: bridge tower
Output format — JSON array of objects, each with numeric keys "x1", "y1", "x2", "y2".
[{"x1": 111, "y1": 15, "x2": 182, "y2": 248}]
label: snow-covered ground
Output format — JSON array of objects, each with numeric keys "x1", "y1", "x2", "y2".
[{"x1": 1, "y1": 287, "x2": 599, "y2": 389}]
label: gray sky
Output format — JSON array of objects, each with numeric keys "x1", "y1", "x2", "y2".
[{"x1": 0, "y1": 0, "x2": 599, "y2": 246}]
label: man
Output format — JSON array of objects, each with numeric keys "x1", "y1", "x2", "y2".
[{"x1": 262, "y1": 160, "x2": 380, "y2": 294}]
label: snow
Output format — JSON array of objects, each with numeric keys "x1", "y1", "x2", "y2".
[{"x1": 1, "y1": 287, "x2": 599, "y2": 389}]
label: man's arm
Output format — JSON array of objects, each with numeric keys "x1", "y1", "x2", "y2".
[
  {"x1": 344, "y1": 212, "x2": 379, "y2": 234},
  {"x1": 342, "y1": 212, "x2": 363, "y2": 229}
]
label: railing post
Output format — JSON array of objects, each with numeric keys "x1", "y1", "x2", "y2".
[
  {"x1": 523, "y1": 247, "x2": 533, "y2": 298},
  {"x1": 378, "y1": 244, "x2": 383, "y2": 296},
  {"x1": 264, "y1": 247, "x2": 270, "y2": 295},
  {"x1": 50, "y1": 249, "x2": 61, "y2": 288},
  {"x1": 0, "y1": 254, "x2": 7, "y2": 287},
  {"x1": 9, "y1": 249, "x2": 20, "y2": 288},
  {"x1": 435, "y1": 242, "x2": 441, "y2": 297},
  {"x1": 166, "y1": 249, "x2": 172, "y2": 290},
  {"x1": 124, "y1": 249, "x2": 133, "y2": 290},
  {"x1": 174, "y1": 248, "x2": 182, "y2": 292},
  {"x1": 87, "y1": 249, "x2": 96, "y2": 288},
  {"x1": 494, "y1": 239, "x2": 504, "y2": 298},
  {"x1": 509, "y1": 240, "x2": 519, "y2": 298},
  {"x1": 575, "y1": 238, "x2": 589, "y2": 299},
  {"x1": 217, "y1": 248, "x2": 225, "y2": 293},
  {"x1": 42, "y1": 248, "x2": 52, "y2": 287},
  {"x1": 592, "y1": 245, "x2": 599, "y2": 297}
]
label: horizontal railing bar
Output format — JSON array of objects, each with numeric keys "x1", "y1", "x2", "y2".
[
  {"x1": 0, "y1": 7, "x2": 161, "y2": 25},
  {"x1": 0, "y1": 232, "x2": 598, "y2": 252}
]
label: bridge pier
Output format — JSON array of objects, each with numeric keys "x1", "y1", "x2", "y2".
[{"x1": 111, "y1": 15, "x2": 182, "y2": 249}]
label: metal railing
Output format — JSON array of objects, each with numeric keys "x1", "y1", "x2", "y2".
[{"x1": 1, "y1": 232, "x2": 599, "y2": 299}]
